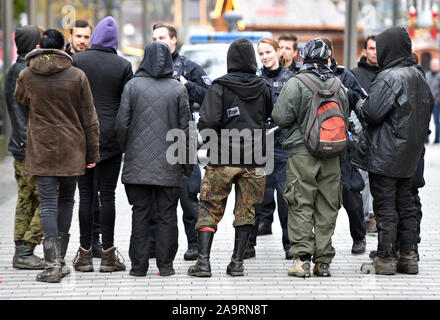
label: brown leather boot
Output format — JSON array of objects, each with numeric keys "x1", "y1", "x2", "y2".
[
  {"x1": 72, "y1": 246, "x2": 94, "y2": 272},
  {"x1": 397, "y1": 251, "x2": 419, "y2": 274},
  {"x1": 361, "y1": 256, "x2": 397, "y2": 275},
  {"x1": 100, "y1": 247, "x2": 126, "y2": 272}
]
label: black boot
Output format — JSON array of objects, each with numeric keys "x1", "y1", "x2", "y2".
[
  {"x1": 59, "y1": 233, "x2": 71, "y2": 277},
  {"x1": 226, "y1": 226, "x2": 252, "y2": 277},
  {"x1": 188, "y1": 230, "x2": 214, "y2": 277},
  {"x1": 352, "y1": 238, "x2": 366, "y2": 254},
  {"x1": 36, "y1": 237, "x2": 62, "y2": 283},
  {"x1": 12, "y1": 243, "x2": 45, "y2": 270}
]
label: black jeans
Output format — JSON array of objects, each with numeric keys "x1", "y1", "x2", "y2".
[
  {"x1": 342, "y1": 187, "x2": 366, "y2": 241},
  {"x1": 78, "y1": 154, "x2": 122, "y2": 250},
  {"x1": 35, "y1": 176, "x2": 77, "y2": 239},
  {"x1": 125, "y1": 184, "x2": 181, "y2": 274},
  {"x1": 369, "y1": 173, "x2": 418, "y2": 258},
  {"x1": 412, "y1": 147, "x2": 425, "y2": 244},
  {"x1": 249, "y1": 145, "x2": 289, "y2": 250},
  {"x1": 149, "y1": 165, "x2": 201, "y2": 249}
]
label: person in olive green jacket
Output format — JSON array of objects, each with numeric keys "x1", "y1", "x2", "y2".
[{"x1": 272, "y1": 38, "x2": 349, "y2": 278}]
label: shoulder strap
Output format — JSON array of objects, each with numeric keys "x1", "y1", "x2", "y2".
[
  {"x1": 329, "y1": 76, "x2": 342, "y2": 93},
  {"x1": 295, "y1": 73, "x2": 320, "y2": 92},
  {"x1": 295, "y1": 73, "x2": 342, "y2": 94}
]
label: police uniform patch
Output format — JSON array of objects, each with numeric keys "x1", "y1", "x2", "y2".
[{"x1": 202, "y1": 76, "x2": 212, "y2": 86}]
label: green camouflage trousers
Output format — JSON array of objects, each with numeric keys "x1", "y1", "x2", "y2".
[
  {"x1": 196, "y1": 166, "x2": 266, "y2": 231},
  {"x1": 13, "y1": 159, "x2": 42, "y2": 247}
]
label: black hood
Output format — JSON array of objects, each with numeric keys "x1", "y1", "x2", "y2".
[
  {"x1": 213, "y1": 38, "x2": 267, "y2": 101},
  {"x1": 15, "y1": 25, "x2": 41, "y2": 56},
  {"x1": 376, "y1": 26, "x2": 413, "y2": 69},
  {"x1": 227, "y1": 38, "x2": 257, "y2": 74},
  {"x1": 136, "y1": 41, "x2": 174, "y2": 79},
  {"x1": 214, "y1": 72, "x2": 268, "y2": 101}
]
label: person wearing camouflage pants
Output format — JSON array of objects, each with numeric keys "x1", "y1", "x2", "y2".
[
  {"x1": 13, "y1": 160, "x2": 42, "y2": 240},
  {"x1": 5, "y1": 25, "x2": 45, "y2": 270},
  {"x1": 196, "y1": 166, "x2": 265, "y2": 231},
  {"x1": 187, "y1": 38, "x2": 272, "y2": 278}
]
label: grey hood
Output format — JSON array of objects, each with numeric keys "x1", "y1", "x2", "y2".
[{"x1": 136, "y1": 41, "x2": 174, "y2": 79}]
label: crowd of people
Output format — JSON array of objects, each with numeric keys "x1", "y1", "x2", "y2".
[{"x1": 5, "y1": 16, "x2": 435, "y2": 283}]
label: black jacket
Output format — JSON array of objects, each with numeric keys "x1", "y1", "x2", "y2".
[
  {"x1": 330, "y1": 59, "x2": 367, "y2": 110},
  {"x1": 116, "y1": 41, "x2": 192, "y2": 187},
  {"x1": 172, "y1": 51, "x2": 210, "y2": 108},
  {"x1": 73, "y1": 46, "x2": 133, "y2": 161},
  {"x1": 5, "y1": 55, "x2": 29, "y2": 159},
  {"x1": 5, "y1": 26, "x2": 42, "y2": 159},
  {"x1": 352, "y1": 27, "x2": 434, "y2": 178},
  {"x1": 350, "y1": 55, "x2": 380, "y2": 94},
  {"x1": 198, "y1": 38, "x2": 272, "y2": 167}
]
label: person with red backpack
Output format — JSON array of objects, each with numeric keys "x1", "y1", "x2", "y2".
[{"x1": 272, "y1": 38, "x2": 349, "y2": 278}]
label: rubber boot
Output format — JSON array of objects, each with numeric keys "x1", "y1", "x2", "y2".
[
  {"x1": 226, "y1": 226, "x2": 252, "y2": 277},
  {"x1": 188, "y1": 230, "x2": 214, "y2": 277},
  {"x1": 72, "y1": 246, "x2": 94, "y2": 272},
  {"x1": 361, "y1": 256, "x2": 397, "y2": 275},
  {"x1": 36, "y1": 237, "x2": 62, "y2": 283},
  {"x1": 59, "y1": 233, "x2": 71, "y2": 277},
  {"x1": 397, "y1": 251, "x2": 419, "y2": 274},
  {"x1": 12, "y1": 244, "x2": 45, "y2": 270}
]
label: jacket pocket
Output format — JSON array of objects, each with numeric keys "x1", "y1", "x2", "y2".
[
  {"x1": 282, "y1": 128, "x2": 302, "y2": 150},
  {"x1": 283, "y1": 178, "x2": 298, "y2": 207}
]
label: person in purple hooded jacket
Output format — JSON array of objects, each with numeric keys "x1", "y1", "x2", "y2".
[{"x1": 72, "y1": 16, "x2": 133, "y2": 274}]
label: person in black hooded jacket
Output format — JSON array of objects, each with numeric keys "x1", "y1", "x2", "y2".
[
  {"x1": 6, "y1": 25, "x2": 45, "y2": 271},
  {"x1": 187, "y1": 38, "x2": 272, "y2": 278},
  {"x1": 353, "y1": 27, "x2": 434, "y2": 275},
  {"x1": 116, "y1": 41, "x2": 192, "y2": 277}
]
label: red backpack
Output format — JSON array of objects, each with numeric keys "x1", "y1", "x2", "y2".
[{"x1": 295, "y1": 73, "x2": 348, "y2": 158}]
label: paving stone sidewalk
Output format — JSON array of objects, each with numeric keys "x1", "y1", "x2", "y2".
[{"x1": 1, "y1": 144, "x2": 440, "y2": 301}]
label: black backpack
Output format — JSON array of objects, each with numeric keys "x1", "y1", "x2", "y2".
[{"x1": 295, "y1": 73, "x2": 348, "y2": 158}]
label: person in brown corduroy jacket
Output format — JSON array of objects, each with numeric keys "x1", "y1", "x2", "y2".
[{"x1": 14, "y1": 29, "x2": 100, "y2": 283}]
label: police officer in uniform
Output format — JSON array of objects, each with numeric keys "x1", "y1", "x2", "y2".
[
  {"x1": 246, "y1": 37, "x2": 295, "y2": 260},
  {"x1": 151, "y1": 23, "x2": 211, "y2": 260},
  {"x1": 278, "y1": 33, "x2": 302, "y2": 74}
]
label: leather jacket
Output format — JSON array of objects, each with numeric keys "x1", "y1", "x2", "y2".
[
  {"x1": 352, "y1": 62, "x2": 434, "y2": 178},
  {"x1": 5, "y1": 55, "x2": 29, "y2": 159}
]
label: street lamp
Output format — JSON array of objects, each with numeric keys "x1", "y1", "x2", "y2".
[{"x1": 223, "y1": 10, "x2": 242, "y2": 32}]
